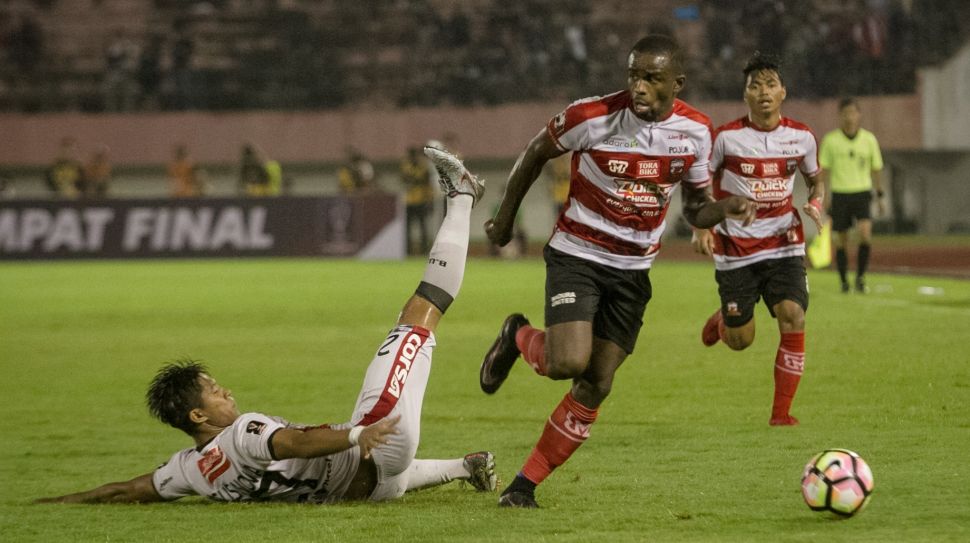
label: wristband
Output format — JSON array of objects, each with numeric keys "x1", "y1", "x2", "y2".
[
  {"x1": 808, "y1": 198, "x2": 823, "y2": 213},
  {"x1": 348, "y1": 426, "x2": 364, "y2": 446}
]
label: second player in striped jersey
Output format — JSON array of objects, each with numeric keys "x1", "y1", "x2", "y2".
[{"x1": 693, "y1": 52, "x2": 824, "y2": 426}]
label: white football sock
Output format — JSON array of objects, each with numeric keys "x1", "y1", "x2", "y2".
[
  {"x1": 415, "y1": 195, "x2": 472, "y2": 313},
  {"x1": 404, "y1": 458, "x2": 469, "y2": 491}
]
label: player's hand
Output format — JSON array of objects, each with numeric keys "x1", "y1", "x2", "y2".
[
  {"x1": 691, "y1": 228, "x2": 715, "y2": 256},
  {"x1": 358, "y1": 415, "x2": 400, "y2": 459},
  {"x1": 721, "y1": 195, "x2": 757, "y2": 226},
  {"x1": 484, "y1": 218, "x2": 513, "y2": 247},
  {"x1": 876, "y1": 198, "x2": 886, "y2": 217},
  {"x1": 802, "y1": 198, "x2": 824, "y2": 232}
]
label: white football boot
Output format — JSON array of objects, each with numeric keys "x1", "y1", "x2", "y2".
[{"x1": 424, "y1": 145, "x2": 485, "y2": 206}]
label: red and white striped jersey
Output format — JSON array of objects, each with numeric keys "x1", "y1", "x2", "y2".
[
  {"x1": 709, "y1": 116, "x2": 820, "y2": 270},
  {"x1": 547, "y1": 92, "x2": 713, "y2": 270}
]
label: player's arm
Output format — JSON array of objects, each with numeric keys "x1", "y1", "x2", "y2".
[
  {"x1": 485, "y1": 129, "x2": 565, "y2": 246},
  {"x1": 270, "y1": 415, "x2": 400, "y2": 460},
  {"x1": 801, "y1": 172, "x2": 825, "y2": 231},
  {"x1": 35, "y1": 472, "x2": 163, "y2": 504},
  {"x1": 681, "y1": 183, "x2": 756, "y2": 230}
]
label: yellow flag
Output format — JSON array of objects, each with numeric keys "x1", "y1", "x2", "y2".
[{"x1": 807, "y1": 219, "x2": 832, "y2": 269}]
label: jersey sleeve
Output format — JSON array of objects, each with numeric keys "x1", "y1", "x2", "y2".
[
  {"x1": 687, "y1": 123, "x2": 713, "y2": 187},
  {"x1": 232, "y1": 412, "x2": 288, "y2": 463},
  {"x1": 800, "y1": 131, "x2": 821, "y2": 176},
  {"x1": 152, "y1": 449, "x2": 198, "y2": 500},
  {"x1": 869, "y1": 133, "x2": 884, "y2": 171},
  {"x1": 708, "y1": 130, "x2": 725, "y2": 174},
  {"x1": 546, "y1": 100, "x2": 594, "y2": 152}
]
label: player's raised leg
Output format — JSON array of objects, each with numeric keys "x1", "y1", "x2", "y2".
[{"x1": 351, "y1": 145, "x2": 487, "y2": 500}]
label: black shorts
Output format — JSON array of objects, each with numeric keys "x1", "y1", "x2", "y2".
[
  {"x1": 714, "y1": 256, "x2": 808, "y2": 328},
  {"x1": 544, "y1": 245, "x2": 652, "y2": 354},
  {"x1": 831, "y1": 191, "x2": 872, "y2": 232}
]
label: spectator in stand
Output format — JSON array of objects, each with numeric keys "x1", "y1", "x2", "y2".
[
  {"x1": 338, "y1": 148, "x2": 376, "y2": 195},
  {"x1": 168, "y1": 23, "x2": 195, "y2": 110},
  {"x1": 400, "y1": 146, "x2": 435, "y2": 255},
  {"x1": 168, "y1": 144, "x2": 203, "y2": 198},
  {"x1": 82, "y1": 145, "x2": 112, "y2": 198},
  {"x1": 102, "y1": 30, "x2": 139, "y2": 112},
  {"x1": 137, "y1": 35, "x2": 163, "y2": 109},
  {"x1": 46, "y1": 137, "x2": 83, "y2": 199},
  {"x1": 239, "y1": 144, "x2": 270, "y2": 197},
  {"x1": 8, "y1": 11, "x2": 43, "y2": 74}
]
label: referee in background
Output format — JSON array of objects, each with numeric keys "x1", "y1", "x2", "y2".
[{"x1": 819, "y1": 97, "x2": 885, "y2": 293}]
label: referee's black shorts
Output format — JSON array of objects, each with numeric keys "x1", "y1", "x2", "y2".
[
  {"x1": 830, "y1": 191, "x2": 872, "y2": 232},
  {"x1": 543, "y1": 245, "x2": 651, "y2": 354},
  {"x1": 714, "y1": 256, "x2": 808, "y2": 328}
]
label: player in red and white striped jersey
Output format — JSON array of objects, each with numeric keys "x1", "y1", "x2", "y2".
[
  {"x1": 480, "y1": 35, "x2": 756, "y2": 508},
  {"x1": 692, "y1": 53, "x2": 825, "y2": 427},
  {"x1": 36, "y1": 147, "x2": 498, "y2": 505}
]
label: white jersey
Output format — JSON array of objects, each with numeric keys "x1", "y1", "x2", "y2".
[
  {"x1": 152, "y1": 324, "x2": 437, "y2": 504},
  {"x1": 709, "y1": 116, "x2": 820, "y2": 270},
  {"x1": 547, "y1": 92, "x2": 713, "y2": 270},
  {"x1": 152, "y1": 413, "x2": 359, "y2": 503}
]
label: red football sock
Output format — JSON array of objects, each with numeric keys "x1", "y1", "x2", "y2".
[
  {"x1": 520, "y1": 391, "x2": 598, "y2": 485},
  {"x1": 772, "y1": 331, "x2": 805, "y2": 419},
  {"x1": 515, "y1": 325, "x2": 547, "y2": 376}
]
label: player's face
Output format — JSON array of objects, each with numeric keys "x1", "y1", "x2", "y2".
[
  {"x1": 197, "y1": 374, "x2": 240, "y2": 427},
  {"x1": 627, "y1": 50, "x2": 685, "y2": 122},
  {"x1": 839, "y1": 104, "x2": 861, "y2": 134},
  {"x1": 744, "y1": 70, "x2": 786, "y2": 118}
]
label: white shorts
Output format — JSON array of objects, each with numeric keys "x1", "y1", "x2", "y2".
[{"x1": 348, "y1": 324, "x2": 435, "y2": 501}]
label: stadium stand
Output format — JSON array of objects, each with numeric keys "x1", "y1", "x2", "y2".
[{"x1": 1, "y1": 0, "x2": 968, "y2": 113}]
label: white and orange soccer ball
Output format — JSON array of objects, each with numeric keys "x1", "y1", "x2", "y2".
[{"x1": 801, "y1": 449, "x2": 874, "y2": 517}]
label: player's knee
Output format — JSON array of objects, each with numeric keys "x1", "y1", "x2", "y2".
[
  {"x1": 723, "y1": 327, "x2": 753, "y2": 351},
  {"x1": 545, "y1": 354, "x2": 589, "y2": 380}
]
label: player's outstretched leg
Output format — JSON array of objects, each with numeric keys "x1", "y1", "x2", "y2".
[
  {"x1": 701, "y1": 309, "x2": 724, "y2": 346},
  {"x1": 402, "y1": 452, "x2": 497, "y2": 493}
]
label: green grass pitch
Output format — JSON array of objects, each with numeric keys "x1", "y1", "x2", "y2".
[{"x1": 1, "y1": 257, "x2": 968, "y2": 542}]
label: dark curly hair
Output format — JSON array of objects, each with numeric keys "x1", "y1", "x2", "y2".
[
  {"x1": 743, "y1": 51, "x2": 784, "y2": 86},
  {"x1": 146, "y1": 359, "x2": 208, "y2": 434},
  {"x1": 630, "y1": 34, "x2": 685, "y2": 73}
]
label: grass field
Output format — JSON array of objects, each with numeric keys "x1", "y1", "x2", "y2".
[{"x1": 1, "y1": 257, "x2": 968, "y2": 542}]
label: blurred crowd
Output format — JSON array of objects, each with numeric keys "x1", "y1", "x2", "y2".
[{"x1": 1, "y1": 0, "x2": 967, "y2": 113}]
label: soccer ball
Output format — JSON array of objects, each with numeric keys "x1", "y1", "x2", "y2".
[{"x1": 801, "y1": 449, "x2": 874, "y2": 517}]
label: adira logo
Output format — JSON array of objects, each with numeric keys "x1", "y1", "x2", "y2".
[{"x1": 387, "y1": 332, "x2": 424, "y2": 399}]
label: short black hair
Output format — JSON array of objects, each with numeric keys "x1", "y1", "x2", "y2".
[
  {"x1": 630, "y1": 34, "x2": 684, "y2": 73},
  {"x1": 146, "y1": 359, "x2": 208, "y2": 434},
  {"x1": 743, "y1": 52, "x2": 784, "y2": 86},
  {"x1": 838, "y1": 96, "x2": 859, "y2": 110}
]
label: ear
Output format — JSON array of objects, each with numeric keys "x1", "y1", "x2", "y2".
[
  {"x1": 780, "y1": 86, "x2": 788, "y2": 101},
  {"x1": 188, "y1": 408, "x2": 208, "y2": 425},
  {"x1": 673, "y1": 74, "x2": 686, "y2": 95}
]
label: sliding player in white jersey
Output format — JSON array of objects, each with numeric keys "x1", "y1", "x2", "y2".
[
  {"x1": 480, "y1": 35, "x2": 757, "y2": 508},
  {"x1": 693, "y1": 52, "x2": 825, "y2": 426},
  {"x1": 37, "y1": 147, "x2": 496, "y2": 504}
]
